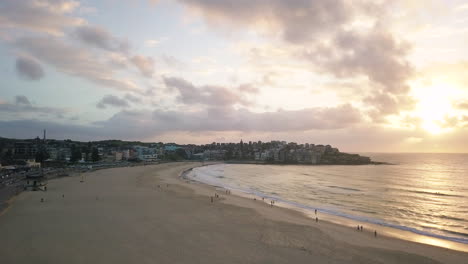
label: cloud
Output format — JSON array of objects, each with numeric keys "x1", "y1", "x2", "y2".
[
  {"x1": 313, "y1": 27, "x2": 413, "y2": 94},
  {"x1": 0, "y1": 0, "x2": 85, "y2": 35},
  {"x1": 177, "y1": 0, "x2": 353, "y2": 43},
  {"x1": 96, "y1": 95, "x2": 129, "y2": 109},
  {"x1": 15, "y1": 36, "x2": 140, "y2": 92},
  {"x1": 15, "y1": 95, "x2": 32, "y2": 106},
  {"x1": 177, "y1": 0, "x2": 414, "y2": 119},
  {"x1": 130, "y1": 55, "x2": 155, "y2": 77},
  {"x1": 424, "y1": 61, "x2": 468, "y2": 88},
  {"x1": 0, "y1": 102, "x2": 364, "y2": 145},
  {"x1": 124, "y1": 93, "x2": 141, "y2": 103},
  {"x1": 455, "y1": 101, "x2": 468, "y2": 110},
  {"x1": 163, "y1": 76, "x2": 252, "y2": 107},
  {"x1": 74, "y1": 25, "x2": 130, "y2": 53},
  {"x1": 0, "y1": 95, "x2": 66, "y2": 117},
  {"x1": 404, "y1": 137, "x2": 423, "y2": 144},
  {"x1": 89, "y1": 104, "x2": 362, "y2": 138},
  {"x1": 238, "y1": 84, "x2": 259, "y2": 94},
  {"x1": 364, "y1": 91, "x2": 416, "y2": 121},
  {"x1": 15, "y1": 56, "x2": 45, "y2": 81},
  {"x1": 74, "y1": 26, "x2": 159, "y2": 79},
  {"x1": 145, "y1": 39, "x2": 161, "y2": 47},
  {"x1": 0, "y1": 119, "x2": 103, "y2": 140},
  {"x1": 2, "y1": 106, "x2": 468, "y2": 152},
  {"x1": 161, "y1": 55, "x2": 187, "y2": 70},
  {"x1": 107, "y1": 53, "x2": 128, "y2": 68},
  {"x1": 456, "y1": 3, "x2": 468, "y2": 12}
]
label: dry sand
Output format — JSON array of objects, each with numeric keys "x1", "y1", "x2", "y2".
[{"x1": 0, "y1": 162, "x2": 467, "y2": 264}]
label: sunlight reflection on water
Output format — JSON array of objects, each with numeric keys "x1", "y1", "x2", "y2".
[{"x1": 187, "y1": 153, "x2": 468, "y2": 248}]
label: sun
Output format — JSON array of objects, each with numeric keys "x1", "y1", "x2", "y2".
[{"x1": 411, "y1": 83, "x2": 457, "y2": 134}]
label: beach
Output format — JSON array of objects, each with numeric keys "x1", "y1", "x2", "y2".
[{"x1": 0, "y1": 162, "x2": 467, "y2": 264}]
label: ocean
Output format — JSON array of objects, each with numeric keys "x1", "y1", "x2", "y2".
[{"x1": 185, "y1": 153, "x2": 468, "y2": 245}]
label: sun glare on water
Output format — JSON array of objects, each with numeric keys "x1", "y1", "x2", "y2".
[{"x1": 412, "y1": 83, "x2": 457, "y2": 134}]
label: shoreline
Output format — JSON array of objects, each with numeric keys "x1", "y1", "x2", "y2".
[
  {"x1": 180, "y1": 163, "x2": 468, "y2": 253},
  {"x1": 1, "y1": 162, "x2": 467, "y2": 263},
  {"x1": 223, "y1": 160, "x2": 394, "y2": 166}
]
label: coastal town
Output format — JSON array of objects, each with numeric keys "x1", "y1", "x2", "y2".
[
  {"x1": 0, "y1": 131, "x2": 372, "y2": 190},
  {"x1": 0, "y1": 131, "x2": 371, "y2": 170}
]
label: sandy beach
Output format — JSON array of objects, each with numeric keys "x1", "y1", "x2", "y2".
[{"x1": 1, "y1": 162, "x2": 467, "y2": 264}]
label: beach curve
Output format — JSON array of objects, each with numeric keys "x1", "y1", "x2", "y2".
[{"x1": 0, "y1": 162, "x2": 467, "y2": 264}]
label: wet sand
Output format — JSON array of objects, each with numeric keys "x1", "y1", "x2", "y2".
[{"x1": 0, "y1": 162, "x2": 467, "y2": 263}]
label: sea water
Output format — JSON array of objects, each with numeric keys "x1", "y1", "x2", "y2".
[{"x1": 185, "y1": 153, "x2": 468, "y2": 246}]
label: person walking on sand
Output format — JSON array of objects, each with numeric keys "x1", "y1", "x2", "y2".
[
  {"x1": 315, "y1": 209, "x2": 317, "y2": 215},
  {"x1": 357, "y1": 225, "x2": 360, "y2": 231},
  {"x1": 374, "y1": 230, "x2": 377, "y2": 237},
  {"x1": 316, "y1": 217, "x2": 318, "y2": 222}
]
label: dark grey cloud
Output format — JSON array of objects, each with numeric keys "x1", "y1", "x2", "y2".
[
  {"x1": 0, "y1": 0, "x2": 84, "y2": 35},
  {"x1": 124, "y1": 93, "x2": 142, "y2": 103},
  {"x1": 96, "y1": 95, "x2": 129, "y2": 109},
  {"x1": 15, "y1": 95, "x2": 32, "y2": 106},
  {"x1": 164, "y1": 76, "x2": 253, "y2": 107},
  {"x1": 151, "y1": 104, "x2": 362, "y2": 132},
  {"x1": 0, "y1": 95, "x2": 66, "y2": 116},
  {"x1": 15, "y1": 36, "x2": 139, "y2": 92},
  {"x1": 74, "y1": 25, "x2": 130, "y2": 53},
  {"x1": 2, "y1": 117, "x2": 468, "y2": 152},
  {"x1": 0, "y1": 119, "x2": 105, "y2": 141},
  {"x1": 15, "y1": 56, "x2": 45, "y2": 81},
  {"x1": 90, "y1": 104, "x2": 362, "y2": 138}
]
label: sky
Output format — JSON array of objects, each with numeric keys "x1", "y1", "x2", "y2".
[{"x1": 1, "y1": 0, "x2": 468, "y2": 152}]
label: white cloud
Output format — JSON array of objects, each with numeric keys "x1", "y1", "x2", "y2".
[
  {"x1": 145, "y1": 39, "x2": 160, "y2": 47},
  {"x1": 130, "y1": 55, "x2": 155, "y2": 77}
]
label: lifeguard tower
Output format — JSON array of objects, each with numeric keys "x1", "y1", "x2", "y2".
[{"x1": 24, "y1": 171, "x2": 48, "y2": 191}]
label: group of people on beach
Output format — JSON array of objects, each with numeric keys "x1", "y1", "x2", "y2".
[
  {"x1": 210, "y1": 189, "x2": 380, "y2": 238},
  {"x1": 357, "y1": 225, "x2": 378, "y2": 237},
  {"x1": 211, "y1": 190, "x2": 230, "y2": 203}
]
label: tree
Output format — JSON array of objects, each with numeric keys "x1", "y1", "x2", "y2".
[
  {"x1": 175, "y1": 148, "x2": 188, "y2": 160},
  {"x1": 35, "y1": 148, "x2": 49, "y2": 164},
  {"x1": 1, "y1": 149, "x2": 14, "y2": 165},
  {"x1": 70, "y1": 145, "x2": 82, "y2": 162},
  {"x1": 91, "y1": 148, "x2": 100, "y2": 162}
]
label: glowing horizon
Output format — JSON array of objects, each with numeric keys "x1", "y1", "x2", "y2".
[{"x1": 1, "y1": 0, "x2": 468, "y2": 153}]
